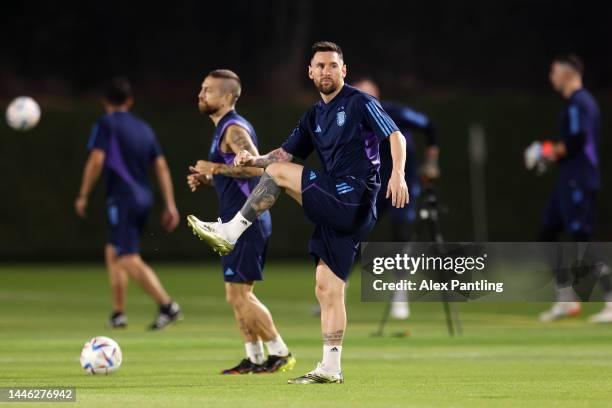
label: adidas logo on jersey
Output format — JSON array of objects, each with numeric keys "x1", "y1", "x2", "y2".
[{"x1": 315, "y1": 124, "x2": 322, "y2": 133}]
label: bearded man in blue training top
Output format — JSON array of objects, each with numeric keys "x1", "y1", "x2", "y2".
[
  {"x1": 187, "y1": 69, "x2": 295, "y2": 375},
  {"x1": 188, "y1": 42, "x2": 409, "y2": 384}
]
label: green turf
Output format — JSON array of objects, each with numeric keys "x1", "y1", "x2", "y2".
[{"x1": 1, "y1": 264, "x2": 612, "y2": 407}]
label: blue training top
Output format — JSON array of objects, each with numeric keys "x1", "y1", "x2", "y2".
[
  {"x1": 557, "y1": 88, "x2": 601, "y2": 190},
  {"x1": 209, "y1": 110, "x2": 272, "y2": 237},
  {"x1": 281, "y1": 84, "x2": 400, "y2": 200},
  {"x1": 87, "y1": 111, "x2": 162, "y2": 205}
]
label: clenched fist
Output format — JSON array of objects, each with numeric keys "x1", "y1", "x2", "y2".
[{"x1": 234, "y1": 150, "x2": 255, "y2": 167}]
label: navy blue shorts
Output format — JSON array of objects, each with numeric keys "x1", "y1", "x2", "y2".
[
  {"x1": 106, "y1": 197, "x2": 150, "y2": 256},
  {"x1": 301, "y1": 168, "x2": 377, "y2": 281},
  {"x1": 221, "y1": 219, "x2": 269, "y2": 283},
  {"x1": 539, "y1": 180, "x2": 596, "y2": 240}
]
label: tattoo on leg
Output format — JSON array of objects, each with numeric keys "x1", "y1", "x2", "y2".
[
  {"x1": 323, "y1": 330, "x2": 344, "y2": 346},
  {"x1": 240, "y1": 171, "x2": 280, "y2": 222},
  {"x1": 237, "y1": 317, "x2": 253, "y2": 337}
]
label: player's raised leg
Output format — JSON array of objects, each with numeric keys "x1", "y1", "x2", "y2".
[
  {"x1": 105, "y1": 244, "x2": 129, "y2": 328},
  {"x1": 188, "y1": 162, "x2": 303, "y2": 255},
  {"x1": 116, "y1": 254, "x2": 183, "y2": 330},
  {"x1": 288, "y1": 260, "x2": 345, "y2": 384}
]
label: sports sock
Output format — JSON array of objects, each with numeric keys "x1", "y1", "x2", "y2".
[
  {"x1": 392, "y1": 289, "x2": 408, "y2": 302},
  {"x1": 556, "y1": 286, "x2": 578, "y2": 302},
  {"x1": 245, "y1": 341, "x2": 265, "y2": 365},
  {"x1": 265, "y1": 335, "x2": 289, "y2": 357},
  {"x1": 223, "y1": 212, "x2": 252, "y2": 243},
  {"x1": 321, "y1": 345, "x2": 342, "y2": 374},
  {"x1": 594, "y1": 263, "x2": 612, "y2": 302},
  {"x1": 239, "y1": 171, "x2": 281, "y2": 222}
]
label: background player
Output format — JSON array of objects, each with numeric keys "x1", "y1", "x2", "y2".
[
  {"x1": 353, "y1": 77, "x2": 439, "y2": 320},
  {"x1": 187, "y1": 41, "x2": 408, "y2": 384},
  {"x1": 75, "y1": 78, "x2": 182, "y2": 330},
  {"x1": 523, "y1": 55, "x2": 612, "y2": 322},
  {"x1": 187, "y1": 69, "x2": 295, "y2": 374}
]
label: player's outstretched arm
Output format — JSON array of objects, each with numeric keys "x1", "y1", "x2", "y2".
[
  {"x1": 205, "y1": 124, "x2": 266, "y2": 179},
  {"x1": 387, "y1": 131, "x2": 409, "y2": 208},
  {"x1": 235, "y1": 147, "x2": 293, "y2": 168},
  {"x1": 154, "y1": 156, "x2": 180, "y2": 232},
  {"x1": 75, "y1": 149, "x2": 105, "y2": 218}
]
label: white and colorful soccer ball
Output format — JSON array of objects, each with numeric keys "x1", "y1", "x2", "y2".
[
  {"x1": 80, "y1": 336, "x2": 122, "y2": 375},
  {"x1": 5, "y1": 96, "x2": 41, "y2": 131}
]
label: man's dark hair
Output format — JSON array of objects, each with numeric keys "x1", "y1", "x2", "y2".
[
  {"x1": 104, "y1": 77, "x2": 133, "y2": 105},
  {"x1": 554, "y1": 53, "x2": 584, "y2": 75},
  {"x1": 207, "y1": 69, "x2": 242, "y2": 102},
  {"x1": 311, "y1": 41, "x2": 344, "y2": 62}
]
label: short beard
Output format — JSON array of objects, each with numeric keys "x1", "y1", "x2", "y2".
[
  {"x1": 316, "y1": 80, "x2": 338, "y2": 96},
  {"x1": 199, "y1": 102, "x2": 218, "y2": 115}
]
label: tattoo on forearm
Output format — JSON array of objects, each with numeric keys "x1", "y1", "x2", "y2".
[
  {"x1": 252, "y1": 148, "x2": 293, "y2": 168},
  {"x1": 216, "y1": 164, "x2": 259, "y2": 179},
  {"x1": 323, "y1": 330, "x2": 344, "y2": 346},
  {"x1": 240, "y1": 172, "x2": 280, "y2": 222}
]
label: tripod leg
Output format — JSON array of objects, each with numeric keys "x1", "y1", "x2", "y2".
[
  {"x1": 442, "y1": 299, "x2": 455, "y2": 336},
  {"x1": 450, "y1": 303, "x2": 462, "y2": 336},
  {"x1": 373, "y1": 293, "x2": 393, "y2": 336}
]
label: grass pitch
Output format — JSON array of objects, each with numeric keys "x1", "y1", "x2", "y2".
[{"x1": 1, "y1": 263, "x2": 612, "y2": 407}]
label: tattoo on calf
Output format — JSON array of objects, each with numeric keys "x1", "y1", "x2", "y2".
[
  {"x1": 239, "y1": 171, "x2": 280, "y2": 222},
  {"x1": 237, "y1": 318, "x2": 253, "y2": 337},
  {"x1": 323, "y1": 330, "x2": 344, "y2": 345}
]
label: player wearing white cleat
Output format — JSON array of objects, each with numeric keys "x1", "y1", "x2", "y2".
[
  {"x1": 187, "y1": 215, "x2": 235, "y2": 256},
  {"x1": 539, "y1": 301, "x2": 581, "y2": 322},
  {"x1": 287, "y1": 363, "x2": 344, "y2": 384},
  {"x1": 588, "y1": 303, "x2": 612, "y2": 323}
]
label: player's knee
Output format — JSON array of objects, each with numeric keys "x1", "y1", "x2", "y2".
[
  {"x1": 265, "y1": 163, "x2": 285, "y2": 184},
  {"x1": 116, "y1": 254, "x2": 139, "y2": 270},
  {"x1": 315, "y1": 282, "x2": 341, "y2": 305},
  {"x1": 225, "y1": 288, "x2": 247, "y2": 307}
]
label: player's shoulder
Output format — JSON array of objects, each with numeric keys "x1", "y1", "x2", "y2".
[
  {"x1": 339, "y1": 85, "x2": 383, "y2": 119},
  {"x1": 96, "y1": 113, "x2": 113, "y2": 127},
  {"x1": 343, "y1": 84, "x2": 378, "y2": 105},
  {"x1": 223, "y1": 112, "x2": 254, "y2": 136},
  {"x1": 127, "y1": 112, "x2": 154, "y2": 131},
  {"x1": 571, "y1": 88, "x2": 597, "y2": 108}
]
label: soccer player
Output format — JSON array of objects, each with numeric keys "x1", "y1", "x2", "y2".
[
  {"x1": 523, "y1": 55, "x2": 612, "y2": 322},
  {"x1": 186, "y1": 69, "x2": 295, "y2": 374},
  {"x1": 75, "y1": 78, "x2": 183, "y2": 330},
  {"x1": 353, "y1": 77, "x2": 439, "y2": 319},
  {"x1": 187, "y1": 41, "x2": 409, "y2": 384}
]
